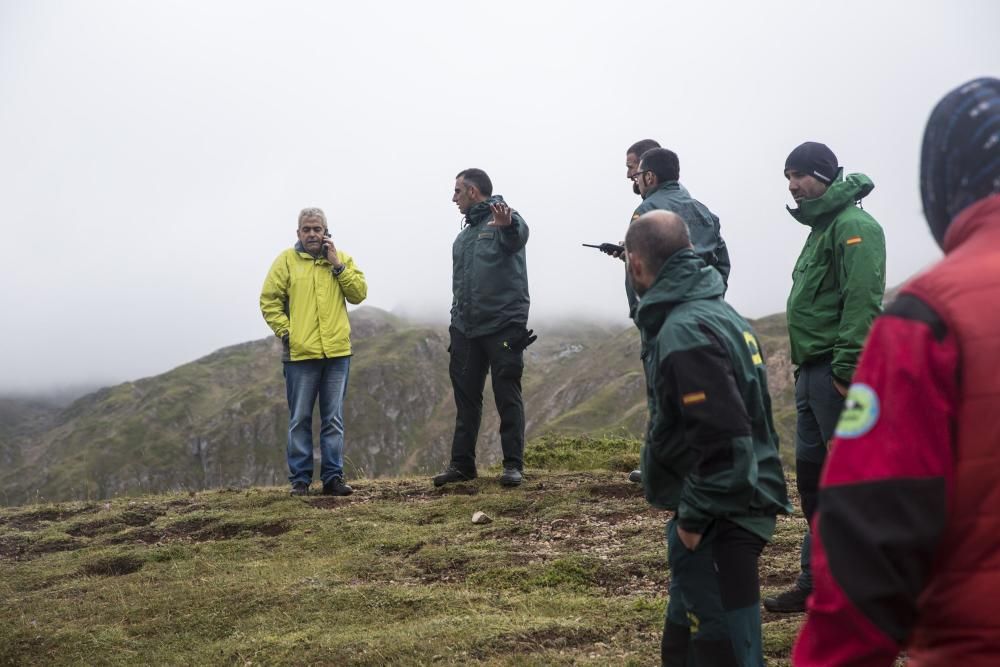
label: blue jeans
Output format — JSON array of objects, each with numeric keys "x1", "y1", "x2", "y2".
[
  {"x1": 283, "y1": 356, "x2": 351, "y2": 485},
  {"x1": 793, "y1": 360, "x2": 845, "y2": 592}
]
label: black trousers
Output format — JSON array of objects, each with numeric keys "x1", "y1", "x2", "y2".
[{"x1": 448, "y1": 325, "x2": 525, "y2": 473}]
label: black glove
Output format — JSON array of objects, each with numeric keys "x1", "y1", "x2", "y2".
[{"x1": 509, "y1": 328, "x2": 537, "y2": 353}]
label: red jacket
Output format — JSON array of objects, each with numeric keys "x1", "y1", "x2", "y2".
[{"x1": 794, "y1": 193, "x2": 1000, "y2": 666}]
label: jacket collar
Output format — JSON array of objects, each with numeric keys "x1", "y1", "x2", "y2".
[
  {"x1": 294, "y1": 241, "x2": 329, "y2": 263},
  {"x1": 943, "y1": 193, "x2": 1000, "y2": 253},
  {"x1": 787, "y1": 170, "x2": 875, "y2": 229},
  {"x1": 633, "y1": 249, "x2": 726, "y2": 334},
  {"x1": 641, "y1": 180, "x2": 682, "y2": 201},
  {"x1": 465, "y1": 195, "x2": 507, "y2": 226}
]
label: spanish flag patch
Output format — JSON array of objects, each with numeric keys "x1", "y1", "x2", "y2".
[
  {"x1": 846, "y1": 236, "x2": 862, "y2": 245},
  {"x1": 682, "y1": 391, "x2": 707, "y2": 406}
]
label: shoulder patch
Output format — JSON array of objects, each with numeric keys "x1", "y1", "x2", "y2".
[
  {"x1": 845, "y1": 236, "x2": 862, "y2": 245},
  {"x1": 835, "y1": 383, "x2": 880, "y2": 439},
  {"x1": 883, "y1": 293, "x2": 948, "y2": 341},
  {"x1": 682, "y1": 391, "x2": 707, "y2": 406}
]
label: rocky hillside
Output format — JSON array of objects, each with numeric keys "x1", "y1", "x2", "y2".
[{"x1": 0, "y1": 307, "x2": 796, "y2": 506}]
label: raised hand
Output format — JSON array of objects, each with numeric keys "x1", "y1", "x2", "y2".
[
  {"x1": 323, "y1": 236, "x2": 342, "y2": 269},
  {"x1": 487, "y1": 202, "x2": 513, "y2": 227}
]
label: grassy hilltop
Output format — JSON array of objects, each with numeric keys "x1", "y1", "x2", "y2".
[{"x1": 0, "y1": 435, "x2": 807, "y2": 666}]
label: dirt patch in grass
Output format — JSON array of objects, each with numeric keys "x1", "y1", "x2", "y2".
[
  {"x1": 0, "y1": 534, "x2": 86, "y2": 561},
  {"x1": 370, "y1": 480, "x2": 437, "y2": 498},
  {"x1": 105, "y1": 516, "x2": 220, "y2": 545},
  {"x1": 761, "y1": 571, "x2": 800, "y2": 589},
  {"x1": 432, "y1": 485, "x2": 479, "y2": 497},
  {"x1": 0, "y1": 534, "x2": 32, "y2": 559},
  {"x1": 591, "y1": 559, "x2": 667, "y2": 595},
  {"x1": 584, "y1": 483, "x2": 643, "y2": 500},
  {"x1": 65, "y1": 517, "x2": 125, "y2": 537},
  {"x1": 31, "y1": 537, "x2": 85, "y2": 556},
  {"x1": 65, "y1": 508, "x2": 163, "y2": 538},
  {"x1": 105, "y1": 514, "x2": 328, "y2": 546},
  {"x1": 119, "y1": 508, "x2": 164, "y2": 527},
  {"x1": 81, "y1": 554, "x2": 145, "y2": 577},
  {"x1": 192, "y1": 520, "x2": 292, "y2": 542},
  {"x1": 0, "y1": 505, "x2": 98, "y2": 531},
  {"x1": 411, "y1": 553, "x2": 470, "y2": 584}
]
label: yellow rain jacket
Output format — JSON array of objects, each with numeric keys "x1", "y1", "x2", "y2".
[{"x1": 260, "y1": 244, "x2": 367, "y2": 361}]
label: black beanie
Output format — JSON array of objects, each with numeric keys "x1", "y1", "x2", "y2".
[
  {"x1": 784, "y1": 142, "x2": 839, "y2": 184},
  {"x1": 920, "y1": 77, "x2": 1000, "y2": 248}
]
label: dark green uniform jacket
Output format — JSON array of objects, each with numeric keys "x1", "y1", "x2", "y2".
[
  {"x1": 627, "y1": 181, "x2": 731, "y2": 312},
  {"x1": 786, "y1": 170, "x2": 886, "y2": 384},
  {"x1": 634, "y1": 249, "x2": 791, "y2": 540},
  {"x1": 451, "y1": 195, "x2": 530, "y2": 338}
]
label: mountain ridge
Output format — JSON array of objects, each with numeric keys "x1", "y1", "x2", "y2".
[{"x1": 0, "y1": 305, "x2": 797, "y2": 506}]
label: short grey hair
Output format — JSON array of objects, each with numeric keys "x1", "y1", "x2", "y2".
[{"x1": 298, "y1": 207, "x2": 326, "y2": 226}]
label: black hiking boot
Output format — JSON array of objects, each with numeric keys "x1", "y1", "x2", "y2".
[
  {"x1": 628, "y1": 469, "x2": 642, "y2": 484},
  {"x1": 290, "y1": 482, "x2": 310, "y2": 496},
  {"x1": 499, "y1": 466, "x2": 523, "y2": 487},
  {"x1": 763, "y1": 586, "x2": 810, "y2": 613},
  {"x1": 322, "y1": 477, "x2": 353, "y2": 496},
  {"x1": 432, "y1": 466, "x2": 477, "y2": 487}
]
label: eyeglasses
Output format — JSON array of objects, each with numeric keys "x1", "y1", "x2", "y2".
[{"x1": 630, "y1": 170, "x2": 650, "y2": 181}]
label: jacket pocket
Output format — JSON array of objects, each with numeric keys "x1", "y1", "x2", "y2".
[{"x1": 792, "y1": 248, "x2": 833, "y2": 305}]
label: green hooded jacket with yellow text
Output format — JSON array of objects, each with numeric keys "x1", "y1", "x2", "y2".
[{"x1": 634, "y1": 249, "x2": 791, "y2": 540}]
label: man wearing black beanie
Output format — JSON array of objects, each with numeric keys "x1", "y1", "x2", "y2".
[
  {"x1": 795, "y1": 76, "x2": 1000, "y2": 665},
  {"x1": 763, "y1": 141, "x2": 886, "y2": 614}
]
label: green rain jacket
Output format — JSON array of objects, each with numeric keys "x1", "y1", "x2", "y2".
[
  {"x1": 451, "y1": 195, "x2": 530, "y2": 338},
  {"x1": 786, "y1": 170, "x2": 886, "y2": 384},
  {"x1": 626, "y1": 181, "x2": 731, "y2": 313},
  {"x1": 634, "y1": 249, "x2": 791, "y2": 540}
]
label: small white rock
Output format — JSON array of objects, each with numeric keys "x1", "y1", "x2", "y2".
[{"x1": 471, "y1": 511, "x2": 492, "y2": 525}]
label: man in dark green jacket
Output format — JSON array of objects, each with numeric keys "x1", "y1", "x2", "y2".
[
  {"x1": 621, "y1": 143, "x2": 732, "y2": 486},
  {"x1": 628, "y1": 147, "x2": 731, "y2": 311},
  {"x1": 626, "y1": 210, "x2": 791, "y2": 666},
  {"x1": 764, "y1": 142, "x2": 886, "y2": 614},
  {"x1": 433, "y1": 168, "x2": 534, "y2": 488}
]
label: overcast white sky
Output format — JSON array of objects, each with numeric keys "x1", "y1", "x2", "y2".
[{"x1": 1, "y1": 0, "x2": 998, "y2": 393}]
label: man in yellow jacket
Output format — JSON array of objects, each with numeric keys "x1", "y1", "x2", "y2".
[{"x1": 260, "y1": 207, "x2": 368, "y2": 496}]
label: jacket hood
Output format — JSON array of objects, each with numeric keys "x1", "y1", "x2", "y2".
[
  {"x1": 787, "y1": 170, "x2": 875, "y2": 228},
  {"x1": 633, "y1": 249, "x2": 725, "y2": 332},
  {"x1": 466, "y1": 194, "x2": 507, "y2": 226}
]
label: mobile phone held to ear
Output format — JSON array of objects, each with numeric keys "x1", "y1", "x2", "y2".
[
  {"x1": 322, "y1": 231, "x2": 332, "y2": 253},
  {"x1": 582, "y1": 242, "x2": 625, "y2": 254}
]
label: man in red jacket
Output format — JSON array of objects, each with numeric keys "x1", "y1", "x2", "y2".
[{"x1": 794, "y1": 77, "x2": 1000, "y2": 665}]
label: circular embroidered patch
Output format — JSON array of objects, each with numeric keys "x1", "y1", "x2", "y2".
[{"x1": 835, "y1": 383, "x2": 880, "y2": 439}]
